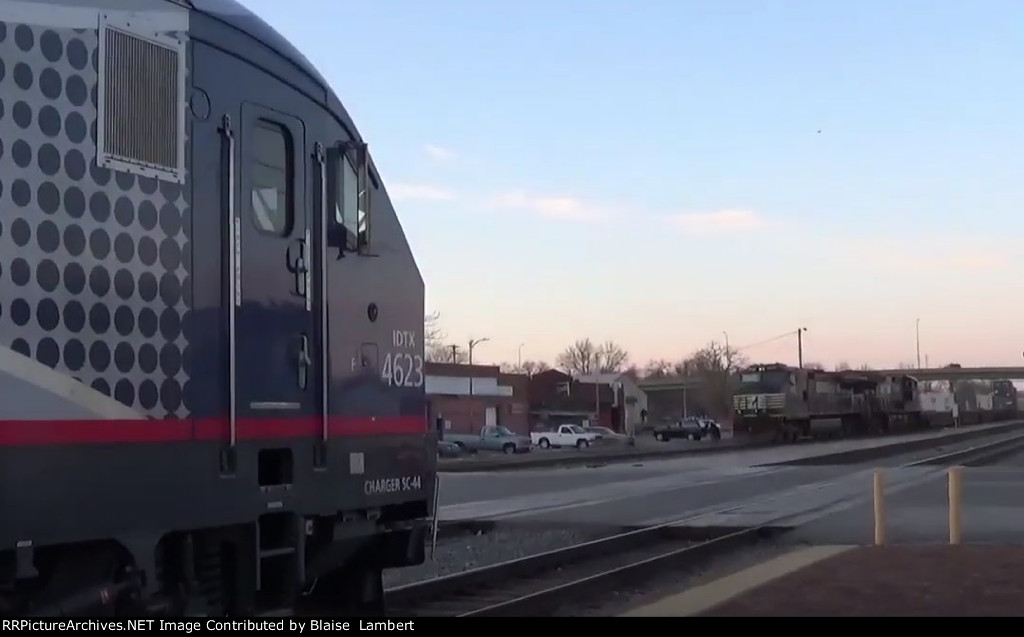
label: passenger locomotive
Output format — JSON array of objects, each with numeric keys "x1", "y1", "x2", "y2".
[{"x1": 0, "y1": 0, "x2": 434, "y2": 616}]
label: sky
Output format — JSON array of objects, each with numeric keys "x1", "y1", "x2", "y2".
[{"x1": 241, "y1": 0, "x2": 1024, "y2": 370}]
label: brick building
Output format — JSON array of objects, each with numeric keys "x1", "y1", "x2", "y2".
[
  {"x1": 528, "y1": 369, "x2": 648, "y2": 433},
  {"x1": 425, "y1": 362, "x2": 530, "y2": 435}
]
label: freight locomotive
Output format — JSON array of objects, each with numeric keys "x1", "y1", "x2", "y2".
[
  {"x1": 0, "y1": 0, "x2": 434, "y2": 617},
  {"x1": 991, "y1": 380, "x2": 1018, "y2": 421},
  {"x1": 731, "y1": 363, "x2": 924, "y2": 442},
  {"x1": 732, "y1": 364, "x2": 1020, "y2": 442}
]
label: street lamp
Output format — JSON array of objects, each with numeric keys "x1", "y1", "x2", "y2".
[
  {"x1": 517, "y1": 342, "x2": 525, "y2": 369},
  {"x1": 468, "y1": 337, "x2": 490, "y2": 397},
  {"x1": 722, "y1": 331, "x2": 730, "y2": 370},
  {"x1": 915, "y1": 318, "x2": 921, "y2": 369},
  {"x1": 468, "y1": 337, "x2": 490, "y2": 365}
]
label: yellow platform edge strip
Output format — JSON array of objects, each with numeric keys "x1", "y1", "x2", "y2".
[{"x1": 619, "y1": 545, "x2": 857, "y2": 617}]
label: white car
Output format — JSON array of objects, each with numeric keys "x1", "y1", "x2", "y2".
[{"x1": 531, "y1": 424, "x2": 601, "y2": 449}]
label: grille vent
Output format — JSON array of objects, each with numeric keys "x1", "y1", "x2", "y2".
[{"x1": 98, "y1": 22, "x2": 185, "y2": 183}]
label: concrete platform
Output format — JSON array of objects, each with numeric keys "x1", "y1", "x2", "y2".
[
  {"x1": 625, "y1": 545, "x2": 1024, "y2": 616},
  {"x1": 621, "y1": 546, "x2": 854, "y2": 616}
]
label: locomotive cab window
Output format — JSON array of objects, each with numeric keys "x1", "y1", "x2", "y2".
[
  {"x1": 249, "y1": 120, "x2": 294, "y2": 237},
  {"x1": 327, "y1": 141, "x2": 371, "y2": 252}
]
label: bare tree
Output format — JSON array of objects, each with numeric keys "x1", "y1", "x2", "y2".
[
  {"x1": 679, "y1": 341, "x2": 746, "y2": 376},
  {"x1": 523, "y1": 360, "x2": 551, "y2": 376},
  {"x1": 425, "y1": 311, "x2": 443, "y2": 348},
  {"x1": 596, "y1": 340, "x2": 629, "y2": 372},
  {"x1": 556, "y1": 338, "x2": 629, "y2": 375},
  {"x1": 621, "y1": 364, "x2": 641, "y2": 379},
  {"x1": 678, "y1": 341, "x2": 747, "y2": 419},
  {"x1": 556, "y1": 339, "x2": 596, "y2": 374},
  {"x1": 499, "y1": 359, "x2": 551, "y2": 376},
  {"x1": 424, "y1": 312, "x2": 468, "y2": 363},
  {"x1": 803, "y1": 362, "x2": 825, "y2": 371},
  {"x1": 834, "y1": 361, "x2": 851, "y2": 371},
  {"x1": 429, "y1": 344, "x2": 467, "y2": 364},
  {"x1": 643, "y1": 359, "x2": 675, "y2": 378},
  {"x1": 858, "y1": 363, "x2": 874, "y2": 371}
]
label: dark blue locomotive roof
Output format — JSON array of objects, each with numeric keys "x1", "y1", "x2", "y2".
[{"x1": 174, "y1": 0, "x2": 365, "y2": 145}]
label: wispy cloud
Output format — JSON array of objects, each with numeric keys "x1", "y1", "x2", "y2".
[
  {"x1": 390, "y1": 182, "x2": 458, "y2": 203},
  {"x1": 666, "y1": 209, "x2": 766, "y2": 235},
  {"x1": 423, "y1": 144, "x2": 457, "y2": 163},
  {"x1": 490, "y1": 192, "x2": 609, "y2": 222}
]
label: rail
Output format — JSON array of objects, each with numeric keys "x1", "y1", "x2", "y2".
[
  {"x1": 872, "y1": 431, "x2": 1024, "y2": 546},
  {"x1": 390, "y1": 430, "x2": 1024, "y2": 617}
]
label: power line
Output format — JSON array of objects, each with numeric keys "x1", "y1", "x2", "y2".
[{"x1": 735, "y1": 329, "x2": 801, "y2": 352}]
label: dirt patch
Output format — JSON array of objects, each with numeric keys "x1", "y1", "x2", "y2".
[{"x1": 705, "y1": 545, "x2": 1024, "y2": 616}]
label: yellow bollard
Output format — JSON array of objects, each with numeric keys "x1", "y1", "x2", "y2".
[
  {"x1": 873, "y1": 471, "x2": 885, "y2": 546},
  {"x1": 949, "y1": 466, "x2": 963, "y2": 545}
]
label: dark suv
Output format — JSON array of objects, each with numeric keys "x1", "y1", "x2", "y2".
[{"x1": 653, "y1": 417, "x2": 722, "y2": 442}]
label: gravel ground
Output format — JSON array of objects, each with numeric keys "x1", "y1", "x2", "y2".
[{"x1": 384, "y1": 525, "x2": 617, "y2": 588}]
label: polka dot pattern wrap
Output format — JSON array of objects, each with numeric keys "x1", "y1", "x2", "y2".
[{"x1": 0, "y1": 21, "x2": 192, "y2": 419}]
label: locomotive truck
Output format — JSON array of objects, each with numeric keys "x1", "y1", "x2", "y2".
[{"x1": 0, "y1": 0, "x2": 434, "y2": 616}]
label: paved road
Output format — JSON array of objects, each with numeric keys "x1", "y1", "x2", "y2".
[
  {"x1": 438, "y1": 435, "x2": 735, "y2": 471},
  {"x1": 438, "y1": 422, "x2": 1016, "y2": 505},
  {"x1": 440, "y1": 421, "x2": 1020, "y2": 473},
  {"x1": 437, "y1": 423, "x2": 1023, "y2": 531},
  {"x1": 441, "y1": 463, "x2": 867, "y2": 527},
  {"x1": 789, "y1": 454, "x2": 1024, "y2": 545}
]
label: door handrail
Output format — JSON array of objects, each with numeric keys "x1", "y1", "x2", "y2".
[
  {"x1": 315, "y1": 142, "x2": 329, "y2": 443},
  {"x1": 221, "y1": 114, "x2": 239, "y2": 447}
]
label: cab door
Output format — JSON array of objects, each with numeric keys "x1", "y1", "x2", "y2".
[{"x1": 233, "y1": 103, "x2": 316, "y2": 425}]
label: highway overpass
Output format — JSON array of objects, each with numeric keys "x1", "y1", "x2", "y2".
[{"x1": 872, "y1": 367, "x2": 1024, "y2": 381}]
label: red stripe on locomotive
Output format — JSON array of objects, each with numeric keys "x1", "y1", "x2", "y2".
[{"x1": 0, "y1": 415, "x2": 426, "y2": 446}]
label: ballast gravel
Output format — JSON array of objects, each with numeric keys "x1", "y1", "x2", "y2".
[{"x1": 384, "y1": 526, "x2": 614, "y2": 589}]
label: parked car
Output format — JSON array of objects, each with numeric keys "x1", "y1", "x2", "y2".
[
  {"x1": 445, "y1": 426, "x2": 533, "y2": 454},
  {"x1": 531, "y1": 424, "x2": 601, "y2": 449},
  {"x1": 437, "y1": 440, "x2": 464, "y2": 458},
  {"x1": 653, "y1": 417, "x2": 722, "y2": 442},
  {"x1": 583, "y1": 426, "x2": 636, "y2": 446}
]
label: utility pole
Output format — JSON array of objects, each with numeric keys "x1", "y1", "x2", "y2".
[
  {"x1": 915, "y1": 318, "x2": 921, "y2": 369},
  {"x1": 797, "y1": 327, "x2": 807, "y2": 369},
  {"x1": 517, "y1": 343, "x2": 525, "y2": 369},
  {"x1": 468, "y1": 338, "x2": 489, "y2": 397},
  {"x1": 448, "y1": 344, "x2": 459, "y2": 364}
]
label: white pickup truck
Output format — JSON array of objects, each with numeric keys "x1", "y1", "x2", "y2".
[{"x1": 531, "y1": 424, "x2": 601, "y2": 450}]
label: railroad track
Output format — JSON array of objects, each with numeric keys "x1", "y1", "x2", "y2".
[
  {"x1": 385, "y1": 521, "x2": 778, "y2": 617},
  {"x1": 384, "y1": 430, "x2": 1024, "y2": 617}
]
